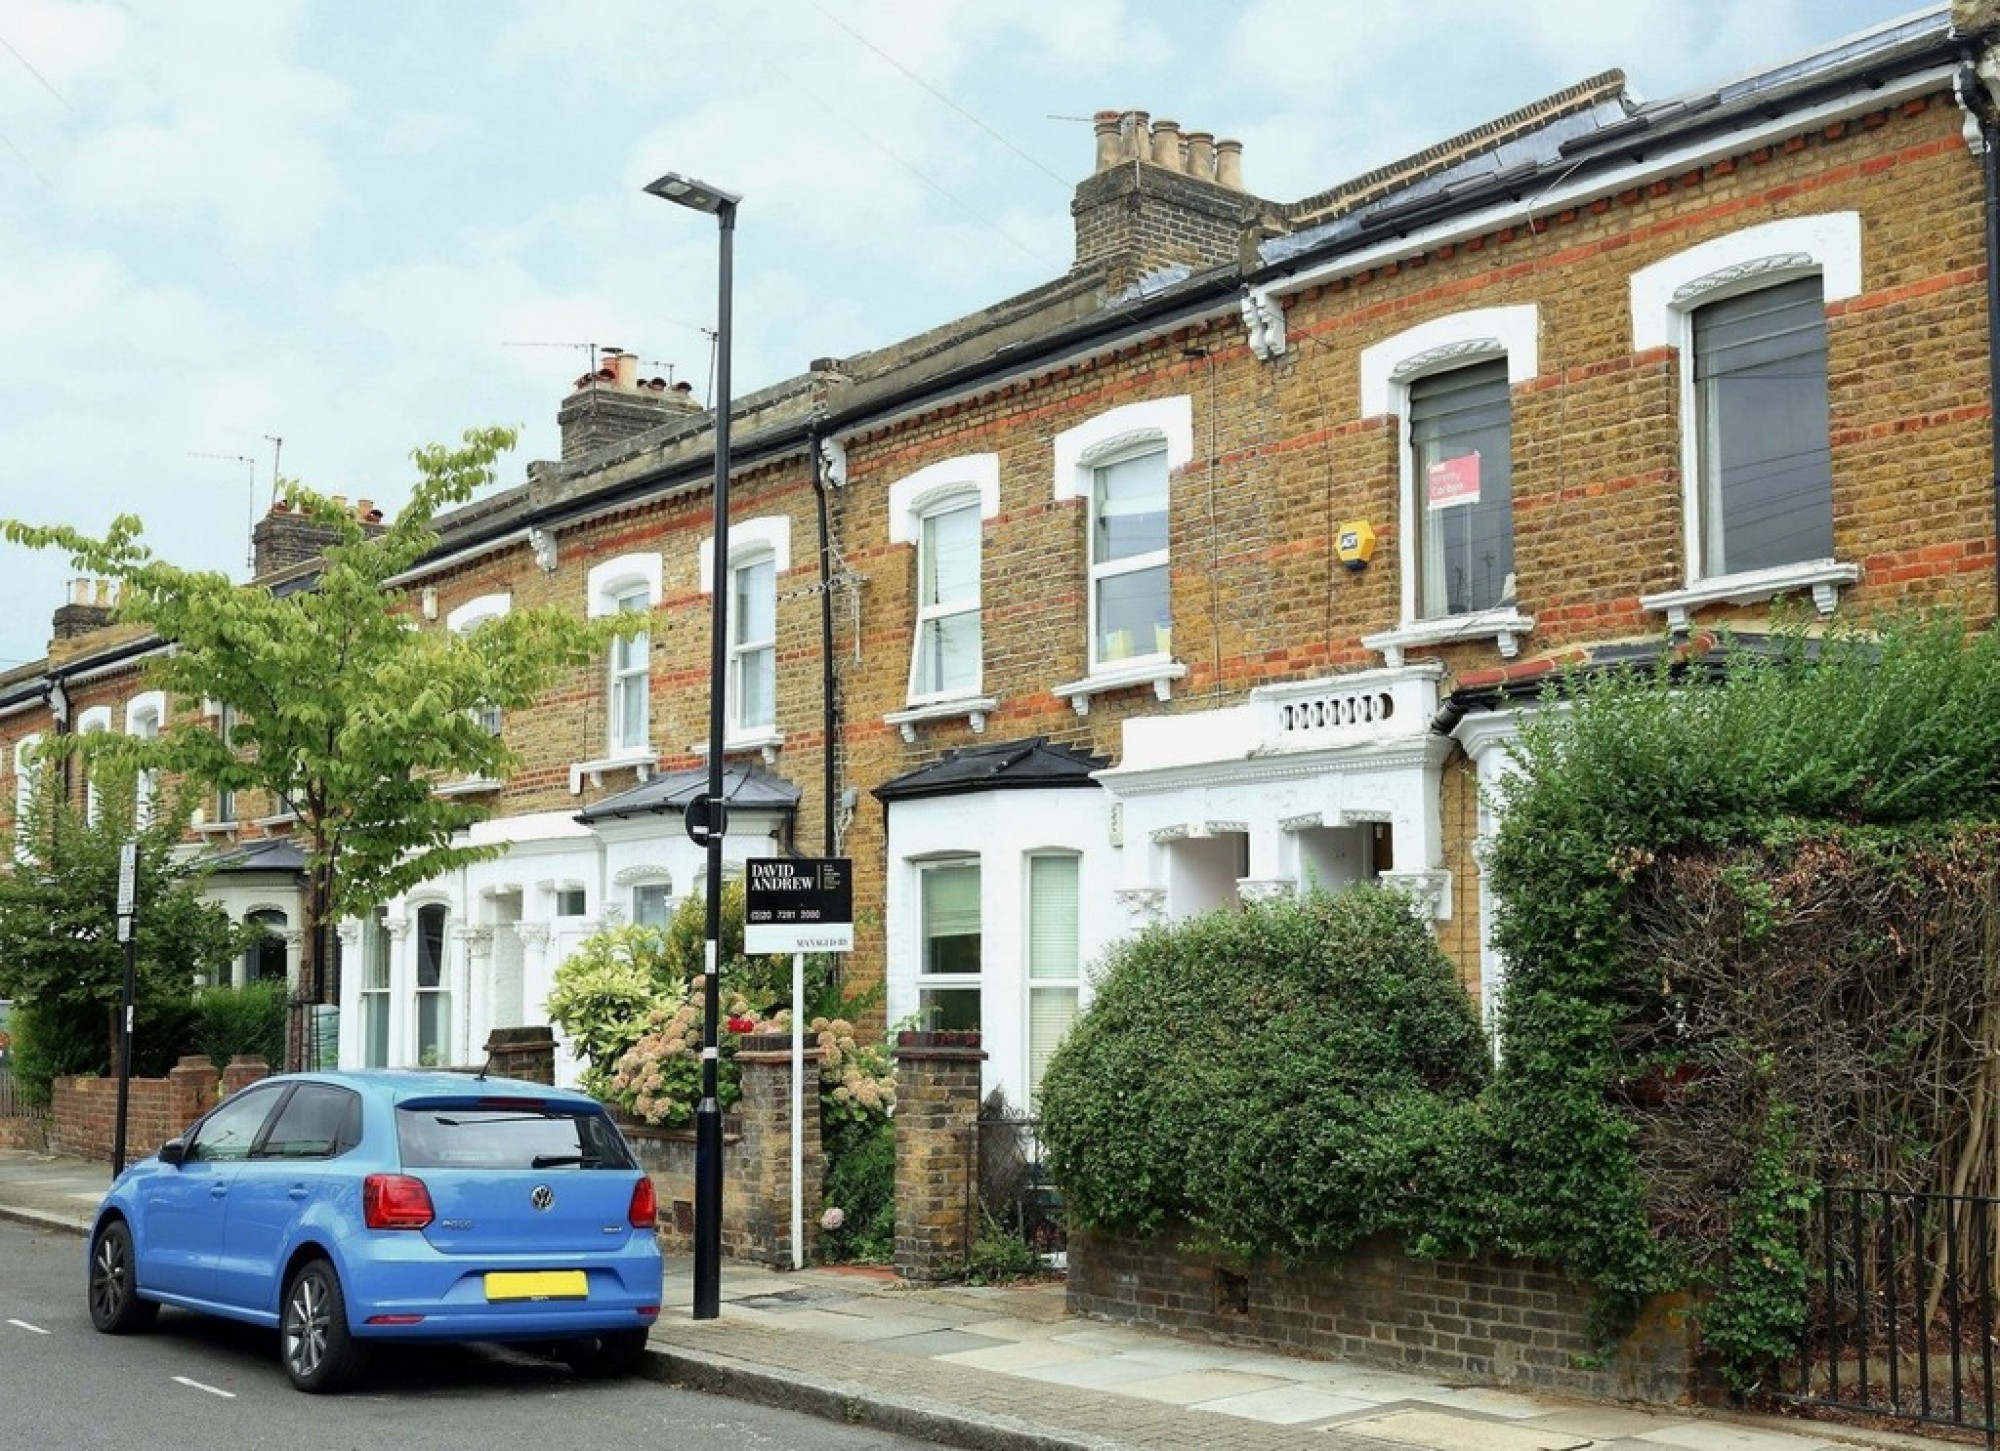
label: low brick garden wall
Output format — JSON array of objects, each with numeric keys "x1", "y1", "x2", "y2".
[
  {"x1": 51, "y1": 1055, "x2": 270, "y2": 1164},
  {"x1": 617, "y1": 1034, "x2": 822, "y2": 1267},
  {"x1": 1067, "y1": 1226, "x2": 1703, "y2": 1405}
]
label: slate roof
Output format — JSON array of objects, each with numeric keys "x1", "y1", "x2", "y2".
[
  {"x1": 198, "y1": 837, "x2": 308, "y2": 875},
  {"x1": 574, "y1": 763, "x2": 802, "y2": 824},
  {"x1": 873, "y1": 737, "x2": 1107, "y2": 803}
]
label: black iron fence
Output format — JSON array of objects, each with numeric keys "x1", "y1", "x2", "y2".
[
  {"x1": 970, "y1": 1105, "x2": 1066, "y2": 1264},
  {"x1": 0, "y1": 1062, "x2": 41, "y2": 1120},
  {"x1": 1777, "y1": 1184, "x2": 1998, "y2": 1446}
]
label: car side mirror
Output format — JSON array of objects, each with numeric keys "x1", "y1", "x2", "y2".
[{"x1": 158, "y1": 1138, "x2": 187, "y2": 1168}]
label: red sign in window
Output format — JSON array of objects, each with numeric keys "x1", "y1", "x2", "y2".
[{"x1": 1426, "y1": 452, "x2": 1481, "y2": 509}]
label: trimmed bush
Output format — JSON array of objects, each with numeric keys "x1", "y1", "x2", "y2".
[{"x1": 1038, "y1": 885, "x2": 1491, "y2": 1261}]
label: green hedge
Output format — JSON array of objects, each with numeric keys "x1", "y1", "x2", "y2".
[{"x1": 1038, "y1": 885, "x2": 1492, "y2": 1261}]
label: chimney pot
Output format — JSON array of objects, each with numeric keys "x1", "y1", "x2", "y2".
[
  {"x1": 1215, "y1": 138, "x2": 1244, "y2": 190},
  {"x1": 1150, "y1": 118, "x2": 1184, "y2": 172},
  {"x1": 1184, "y1": 130, "x2": 1215, "y2": 179},
  {"x1": 1123, "y1": 110, "x2": 1151, "y2": 161},
  {"x1": 1092, "y1": 111, "x2": 1123, "y2": 173}
]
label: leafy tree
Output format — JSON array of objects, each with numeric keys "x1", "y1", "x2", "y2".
[
  {"x1": 3, "y1": 428, "x2": 631, "y2": 1043},
  {"x1": 0, "y1": 772, "x2": 246, "y2": 1102}
]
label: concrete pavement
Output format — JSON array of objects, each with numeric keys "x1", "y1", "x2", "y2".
[{"x1": 0, "y1": 1146, "x2": 1947, "y2": 1451}]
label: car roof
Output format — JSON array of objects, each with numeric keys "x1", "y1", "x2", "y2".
[{"x1": 255, "y1": 1070, "x2": 605, "y2": 1109}]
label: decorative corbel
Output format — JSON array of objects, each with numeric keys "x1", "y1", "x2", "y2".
[
  {"x1": 528, "y1": 527, "x2": 559, "y2": 573},
  {"x1": 1241, "y1": 285, "x2": 1289, "y2": 362},
  {"x1": 818, "y1": 435, "x2": 849, "y2": 490}
]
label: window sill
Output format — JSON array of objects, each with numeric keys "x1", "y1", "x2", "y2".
[
  {"x1": 1362, "y1": 610, "x2": 1535, "y2": 668},
  {"x1": 190, "y1": 819, "x2": 239, "y2": 837},
  {"x1": 568, "y1": 753, "x2": 656, "y2": 795},
  {"x1": 692, "y1": 727, "x2": 785, "y2": 765},
  {"x1": 1052, "y1": 659, "x2": 1188, "y2": 716},
  {"x1": 1641, "y1": 559, "x2": 1859, "y2": 634},
  {"x1": 435, "y1": 776, "x2": 503, "y2": 798},
  {"x1": 884, "y1": 696, "x2": 998, "y2": 743}
]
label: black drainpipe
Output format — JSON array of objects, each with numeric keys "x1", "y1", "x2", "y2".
[
  {"x1": 804, "y1": 419, "x2": 836, "y2": 859},
  {"x1": 1963, "y1": 58, "x2": 2000, "y2": 616}
]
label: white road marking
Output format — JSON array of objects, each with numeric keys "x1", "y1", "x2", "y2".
[
  {"x1": 6, "y1": 1319, "x2": 48, "y2": 1334},
  {"x1": 172, "y1": 1376, "x2": 236, "y2": 1399}
]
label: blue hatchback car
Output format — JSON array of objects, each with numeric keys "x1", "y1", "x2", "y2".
[{"x1": 86, "y1": 1070, "x2": 663, "y2": 1393}]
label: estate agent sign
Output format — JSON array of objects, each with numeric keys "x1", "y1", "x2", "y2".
[{"x1": 744, "y1": 857, "x2": 854, "y2": 955}]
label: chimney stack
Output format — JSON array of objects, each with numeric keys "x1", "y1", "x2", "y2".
[
  {"x1": 51, "y1": 577, "x2": 119, "y2": 642},
  {"x1": 556, "y1": 345, "x2": 704, "y2": 462},
  {"x1": 1071, "y1": 108, "x2": 1255, "y2": 288}
]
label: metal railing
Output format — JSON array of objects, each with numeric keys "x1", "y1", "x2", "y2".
[
  {"x1": 0, "y1": 1062, "x2": 44, "y2": 1120},
  {"x1": 1777, "y1": 1184, "x2": 1998, "y2": 1446},
  {"x1": 970, "y1": 1108, "x2": 1066, "y2": 1264}
]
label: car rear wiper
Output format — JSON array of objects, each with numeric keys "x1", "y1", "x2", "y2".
[{"x1": 529, "y1": 1154, "x2": 602, "y2": 1168}]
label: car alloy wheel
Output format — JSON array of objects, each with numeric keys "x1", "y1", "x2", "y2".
[
  {"x1": 86, "y1": 1220, "x2": 157, "y2": 1335},
  {"x1": 280, "y1": 1258, "x2": 365, "y2": 1393}
]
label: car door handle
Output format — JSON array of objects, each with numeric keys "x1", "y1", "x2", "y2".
[
  {"x1": 209, "y1": 1184, "x2": 228, "y2": 1199},
  {"x1": 289, "y1": 1186, "x2": 310, "y2": 1200}
]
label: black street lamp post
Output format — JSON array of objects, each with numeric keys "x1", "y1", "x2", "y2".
[{"x1": 644, "y1": 169, "x2": 739, "y2": 1321}]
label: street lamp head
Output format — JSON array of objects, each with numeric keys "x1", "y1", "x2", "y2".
[{"x1": 644, "y1": 171, "x2": 740, "y2": 217}]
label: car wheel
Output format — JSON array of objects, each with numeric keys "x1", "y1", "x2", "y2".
[
  {"x1": 562, "y1": 1327, "x2": 650, "y2": 1378},
  {"x1": 86, "y1": 1220, "x2": 158, "y2": 1334},
  {"x1": 280, "y1": 1258, "x2": 367, "y2": 1394}
]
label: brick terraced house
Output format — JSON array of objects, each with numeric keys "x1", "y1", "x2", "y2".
[{"x1": 3, "y1": 6, "x2": 1997, "y2": 1100}]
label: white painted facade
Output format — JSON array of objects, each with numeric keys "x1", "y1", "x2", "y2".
[{"x1": 335, "y1": 800, "x2": 794, "y2": 1085}]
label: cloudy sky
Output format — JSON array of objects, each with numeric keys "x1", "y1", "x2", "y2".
[{"x1": 0, "y1": 0, "x2": 1929, "y2": 671}]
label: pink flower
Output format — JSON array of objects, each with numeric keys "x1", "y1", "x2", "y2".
[{"x1": 820, "y1": 1206, "x2": 846, "y2": 1231}]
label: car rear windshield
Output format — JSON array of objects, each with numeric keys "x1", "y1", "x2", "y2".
[{"x1": 395, "y1": 1101, "x2": 638, "y2": 1171}]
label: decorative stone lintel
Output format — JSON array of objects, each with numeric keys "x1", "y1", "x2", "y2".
[
  {"x1": 1115, "y1": 887, "x2": 1168, "y2": 926},
  {"x1": 1379, "y1": 869, "x2": 1452, "y2": 922},
  {"x1": 1237, "y1": 878, "x2": 1295, "y2": 904}
]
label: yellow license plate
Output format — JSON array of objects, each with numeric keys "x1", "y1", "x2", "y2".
[{"x1": 484, "y1": 1270, "x2": 588, "y2": 1302}]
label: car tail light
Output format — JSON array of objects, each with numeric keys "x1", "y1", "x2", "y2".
[
  {"x1": 364, "y1": 1173, "x2": 435, "y2": 1230},
  {"x1": 628, "y1": 1175, "x2": 657, "y2": 1230}
]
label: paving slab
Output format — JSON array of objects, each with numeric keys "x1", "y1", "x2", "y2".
[{"x1": 1338, "y1": 1408, "x2": 1597, "y2": 1451}]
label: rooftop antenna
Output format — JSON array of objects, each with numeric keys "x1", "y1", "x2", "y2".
[
  {"x1": 262, "y1": 435, "x2": 284, "y2": 508},
  {"x1": 189, "y1": 451, "x2": 258, "y2": 569},
  {"x1": 502, "y1": 340, "x2": 603, "y2": 373}
]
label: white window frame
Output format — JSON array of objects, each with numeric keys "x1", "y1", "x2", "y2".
[
  {"x1": 698, "y1": 516, "x2": 790, "y2": 753},
  {"x1": 214, "y1": 701, "x2": 238, "y2": 825},
  {"x1": 359, "y1": 906, "x2": 392, "y2": 1069},
  {"x1": 411, "y1": 899, "x2": 452, "y2": 1068},
  {"x1": 1358, "y1": 306, "x2": 1538, "y2": 666},
  {"x1": 124, "y1": 691, "x2": 165, "y2": 828},
  {"x1": 1051, "y1": 398, "x2": 1192, "y2": 712},
  {"x1": 1631, "y1": 214, "x2": 1863, "y2": 632},
  {"x1": 76, "y1": 705, "x2": 112, "y2": 827},
  {"x1": 447, "y1": 593, "x2": 511, "y2": 741},
  {"x1": 890, "y1": 454, "x2": 999, "y2": 714},
  {"x1": 1023, "y1": 851, "x2": 1082, "y2": 1112},
  {"x1": 587, "y1": 555, "x2": 659, "y2": 762},
  {"x1": 916, "y1": 856, "x2": 982, "y2": 1032},
  {"x1": 12, "y1": 733, "x2": 42, "y2": 862}
]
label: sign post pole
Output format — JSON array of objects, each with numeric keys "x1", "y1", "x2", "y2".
[
  {"x1": 112, "y1": 839, "x2": 139, "y2": 1178},
  {"x1": 745, "y1": 857, "x2": 853, "y2": 1269}
]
